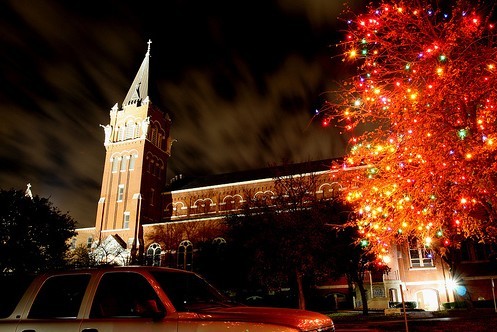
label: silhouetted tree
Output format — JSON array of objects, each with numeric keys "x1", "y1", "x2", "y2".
[
  {"x1": 329, "y1": 225, "x2": 390, "y2": 315},
  {"x1": 224, "y1": 171, "x2": 349, "y2": 310},
  {"x1": 0, "y1": 188, "x2": 76, "y2": 275}
]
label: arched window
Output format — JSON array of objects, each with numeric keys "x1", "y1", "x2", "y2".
[
  {"x1": 120, "y1": 156, "x2": 127, "y2": 172},
  {"x1": 117, "y1": 126, "x2": 125, "y2": 141},
  {"x1": 111, "y1": 158, "x2": 119, "y2": 173},
  {"x1": 146, "y1": 243, "x2": 162, "y2": 266},
  {"x1": 177, "y1": 240, "x2": 193, "y2": 271},
  {"x1": 171, "y1": 202, "x2": 187, "y2": 217},
  {"x1": 151, "y1": 126, "x2": 158, "y2": 145},
  {"x1": 254, "y1": 190, "x2": 275, "y2": 206},
  {"x1": 154, "y1": 162, "x2": 160, "y2": 177},
  {"x1": 129, "y1": 154, "x2": 137, "y2": 170},
  {"x1": 212, "y1": 237, "x2": 226, "y2": 254},
  {"x1": 221, "y1": 194, "x2": 243, "y2": 212},
  {"x1": 150, "y1": 188, "x2": 155, "y2": 206},
  {"x1": 125, "y1": 122, "x2": 135, "y2": 139},
  {"x1": 148, "y1": 159, "x2": 154, "y2": 173}
]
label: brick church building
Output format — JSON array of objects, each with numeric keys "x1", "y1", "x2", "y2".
[{"x1": 74, "y1": 42, "x2": 497, "y2": 312}]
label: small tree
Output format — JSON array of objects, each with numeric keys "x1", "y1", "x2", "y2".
[{"x1": 0, "y1": 188, "x2": 76, "y2": 275}]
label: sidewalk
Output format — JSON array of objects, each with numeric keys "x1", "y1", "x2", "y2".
[{"x1": 330, "y1": 308, "x2": 497, "y2": 331}]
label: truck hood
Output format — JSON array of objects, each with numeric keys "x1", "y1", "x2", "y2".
[{"x1": 197, "y1": 306, "x2": 333, "y2": 331}]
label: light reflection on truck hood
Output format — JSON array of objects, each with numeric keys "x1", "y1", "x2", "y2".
[{"x1": 196, "y1": 306, "x2": 333, "y2": 331}]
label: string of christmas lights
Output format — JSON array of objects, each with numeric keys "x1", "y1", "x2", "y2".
[{"x1": 323, "y1": 0, "x2": 497, "y2": 257}]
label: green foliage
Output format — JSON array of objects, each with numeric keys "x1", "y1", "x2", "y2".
[{"x1": 0, "y1": 188, "x2": 76, "y2": 275}]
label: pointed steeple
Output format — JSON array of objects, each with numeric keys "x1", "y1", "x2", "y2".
[{"x1": 122, "y1": 40, "x2": 151, "y2": 107}]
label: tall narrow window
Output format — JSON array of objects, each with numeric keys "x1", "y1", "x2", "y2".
[
  {"x1": 111, "y1": 158, "x2": 119, "y2": 173},
  {"x1": 123, "y1": 212, "x2": 130, "y2": 229},
  {"x1": 117, "y1": 184, "x2": 125, "y2": 202},
  {"x1": 148, "y1": 160, "x2": 153, "y2": 173},
  {"x1": 157, "y1": 133, "x2": 163, "y2": 149},
  {"x1": 151, "y1": 127, "x2": 158, "y2": 145},
  {"x1": 125, "y1": 122, "x2": 135, "y2": 139},
  {"x1": 157, "y1": 166, "x2": 162, "y2": 179},
  {"x1": 129, "y1": 154, "x2": 136, "y2": 170},
  {"x1": 120, "y1": 156, "x2": 127, "y2": 172},
  {"x1": 147, "y1": 243, "x2": 162, "y2": 266},
  {"x1": 117, "y1": 127, "x2": 124, "y2": 141},
  {"x1": 150, "y1": 188, "x2": 155, "y2": 206},
  {"x1": 178, "y1": 240, "x2": 193, "y2": 271},
  {"x1": 86, "y1": 236, "x2": 93, "y2": 249}
]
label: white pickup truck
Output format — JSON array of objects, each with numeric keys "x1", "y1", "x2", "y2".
[{"x1": 0, "y1": 266, "x2": 335, "y2": 332}]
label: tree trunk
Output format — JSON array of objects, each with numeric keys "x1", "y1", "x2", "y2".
[
  {"x1": 295, "y1": 269, "x2": 306, "y2": 310},
  {"x1": 356, "y1": 278, "x2": 369, "y2": 316}
]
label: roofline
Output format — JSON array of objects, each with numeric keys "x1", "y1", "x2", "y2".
[{"x1": 163, "y1": 164, "x2": 366, "y2": 195}]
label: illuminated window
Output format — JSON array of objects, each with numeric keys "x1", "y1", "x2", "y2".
[
  {"x1": 409, "y1": 239, "x2": 434, "y2": 268},
  {"x1": 125, "y1": 122, "x2": 135, "y2": 139},
  {"x1": 117, "y1": 184, "x2": 125, "y2": 202},
  {"x1": 117, "y1": 126, "x2": 124, "y2": 141},
  {"x1": 123, "y1": 212, "x2": 130, "y2": 229},
  {"x1": 147, "y1": 243, "x2": 162, "y2": 266},
  {"x1": 111, "y1": 158, "x2": 119, "y2": 173},
  {"x1": 120, "y1": 156, "x2": 127, "y2": 172},
  {"x1": 178, "y1": 240, "x2": 193, "y2": 271},
  {"x1": 129, "y1": 154, "x2": 137, "y2": 170}
]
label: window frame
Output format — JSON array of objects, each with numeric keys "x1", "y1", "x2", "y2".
[
  {"x1": 28, "y1": 274, "x2": 91, "y2": 319},
  {"x1": 409, "y1": 239, "x2": 435, "y2": 268},
  {"x1": 117, "y1": 184, "x2": 125, "y2": 202}
]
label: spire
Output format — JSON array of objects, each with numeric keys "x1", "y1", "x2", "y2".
[{"x1": 122, "y1": 40, "x2": 151, "y2": 107}]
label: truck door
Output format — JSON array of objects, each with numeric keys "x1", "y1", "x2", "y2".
[
  {"x1": 79, "y1": 271, "x2": 178, "y2": 332},
  {"x1": 15, "y1": 274, "x2": 90, "y2": 332}
]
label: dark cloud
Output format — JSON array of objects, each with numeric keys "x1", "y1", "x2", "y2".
[{"x1": 0, "y1": 0, "x2": 360, "y2": 228}]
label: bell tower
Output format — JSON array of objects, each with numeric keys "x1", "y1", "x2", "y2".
[{"x1": 95, "y1": 40, "x2": 172, "y2": 261}]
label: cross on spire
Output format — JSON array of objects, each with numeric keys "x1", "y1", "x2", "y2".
[
  {"x1": 147, "y1": 39, "x2": 152, "y2": 55},
  {"x1": 25, "y1": 183, "x2": 33, "y2": 200}
]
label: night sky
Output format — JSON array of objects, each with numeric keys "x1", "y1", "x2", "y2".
[{"x1": 0, "y1": 0, "x2": 362, "y2": 228}]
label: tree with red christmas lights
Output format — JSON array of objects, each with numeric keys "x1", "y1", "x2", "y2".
[{"x1": 322, "y1": 0, "x2": 497, "y2": 259}]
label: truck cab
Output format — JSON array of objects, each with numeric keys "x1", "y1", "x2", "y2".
[{"x1": 1, "y1": 266, "x2": 334, "y2": 332}]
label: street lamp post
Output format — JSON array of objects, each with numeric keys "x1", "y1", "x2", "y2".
[
  {"x1": 131, "y1": 193, "x2": 142, "y2": 264},
  {"x1": 492, "y1": 278, "x2": 496, "y2": 313}
]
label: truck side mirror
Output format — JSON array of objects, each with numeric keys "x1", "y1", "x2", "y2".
[{"x1": 143, "y1": 299, "x2": 166, "y2": 321}]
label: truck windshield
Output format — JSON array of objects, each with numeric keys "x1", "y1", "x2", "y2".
[{"x1": 150, "y1": 271, "x2": 233, "y2": 311}]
